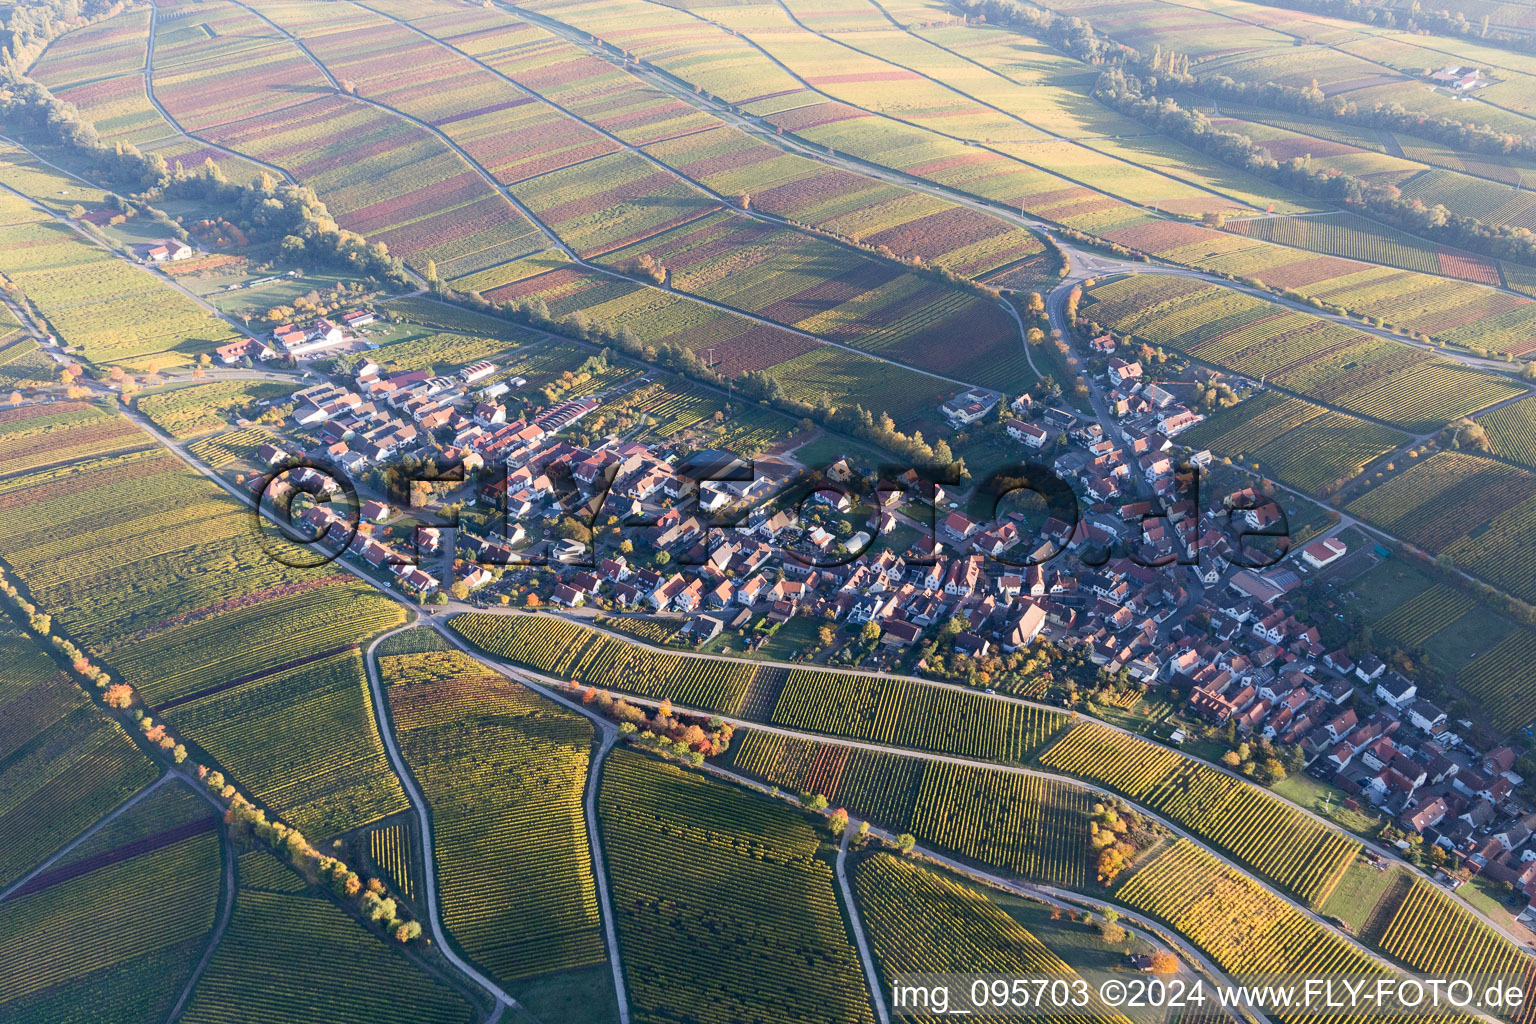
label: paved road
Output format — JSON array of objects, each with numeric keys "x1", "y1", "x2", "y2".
[
  {"x1": 428, "y1": 623, "x2": 634, "y2": 1024},
  {"x1": 363, "y1": 626, "x2": 526, "y2": 1018},
  {"x1": 836, "y1": 825, "x2": 893, "y2": 1024}
]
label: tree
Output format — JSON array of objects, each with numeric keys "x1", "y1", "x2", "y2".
[
  {"x1": 860, "y1": 620, "x2": 881, "y2": 643},
  {"x1": 1151, "y1": 952, "x2": 1179, "y2": 973},
  {"x1": 395, "y1": 920, "x2": 422, "y2": 942},
  {"x1": 829, "y1": 808, "x2": 849, "y2": 834},
  {"x1": 103, "y1": 683, "x2": 134, "y2": 709},
  {"x1": 7, "y1": 391, "x2": 19, "y2": 406},
  {"x1": 1099, "y1": 922, "x2": 1128, "y2": 945},
  {"x1": 896, "y1": 833, "x2": 916, "y2": 854}
]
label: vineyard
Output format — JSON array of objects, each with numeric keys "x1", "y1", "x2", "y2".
[
  {"x1": 1379, "y1": 878, "x2": 1536, "y2": 1023},
  {"x1": 382, "y1": 643, "x2": 607, "y2": 985},
  {"x1": 1481, "y1": 397, "x2": 1536, "y2": 469},
  {"x1": 770, "y1": 669, "x2": 1068, "y2": 762},
  {"x1": 598, "y1": 748, "x2": 876, "y2": 1024},
  {"x1": 0, "y1": 403, "x2": 147, "y2": 475},
  {"x1": 1372, "y1": 585, "x2": 1476, "y2": 650},
  {"x1": 1117, "y1": 840, "x2": 1392, "y2": 1023},
  {"x1": 1080, "y1": 277, "x2": 1522, "y2": 430},
  {"x1": 909, "y1": 763, "x2": 1094, "y2": 887},
  {"x1": 1040, "y1": 724, "x2": 1358, "y2": 905},
  {"x1": 732, "y1": 730, "x2": 925, "y2": 827},
  {"x1": 1226, "y1": 211, "x2": 1502, "y2": 286},
  {"x1": 1456, "y1": 630, "x2": 1536, "y2": 732},
  {"x1": 1186, "y1": 393, "x2": 1405, "y2": 492},
  {"x1": 853, "y1": 853, "x2": 1132, "y2": 1024},
  {"x1": 449, "y1": 612, "x2": 755, "y2": 712},
  {"x1": 0, "y1": 810, "x2": 220, "y2": 1024},
  {"x1": 136, "y1": 380, "x2": 291, "y2": 438},
  {"x1": 1346, "y1": 452, "x2": 1536, "y2": 603},
  {"x1": 170, "y1": 647, "x2": 407, "y2": 839},
  {"x1": 0, "y1": 622, "x2": 157, "y2": 890},
  {"x1": 0, "y1": 187, "x2": 238, "y2": 366},
  {"x1": 730, "y1": 731, "x2": 1092, "y2": 885},
  {"x1": 178, "y1": 869, "x2": 476, "y2": 1024},
  {"x1": 367, "y1": 823, "x2": 416, "y2": 903}
]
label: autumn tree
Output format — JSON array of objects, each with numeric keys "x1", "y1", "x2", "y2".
[{"x1": 103, "y1": 683, "x2": 134, "y2": 709}]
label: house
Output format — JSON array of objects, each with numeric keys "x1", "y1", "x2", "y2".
[
  {"x1": 215, "y1": 337, "x2": 275, "y2": 365},
  {"x1": 1301, "y1": 537, "x2": 1347, "y2": 569},
  {"x1": 941, "y1": 512, "x2": 978, "y2": 544},
  {"x1": 1408, "y1": 700, "x2": 1447, "y2": 734},
  {"x1": 340, "y1": 308, "x2": 376, "y2": 329},
  {"x1": 1006, "y1": 419, "x2": 1049, "y2": 448},
  {"x1": 1107, "y1": 358, "x2": 1143, "y2": 387},
  {"x1": 940, "y1": 386, "x2": 1001, "y2": 426},
  {"x1": 1375, "y1": 671, "x2": 1418, "y2": 710},
  {"x1": 1355, "y1": 654, "x2": 1386, "y2": 683},
  {"x1": 144, "y1": 239, "x2": 192, "y2": 262},
  {"x1": 459, "y1": 360, "x2": 497, "y2": 385},
  {"x1": 360, "y1": 499, "x2": 391, "y2": 522}
]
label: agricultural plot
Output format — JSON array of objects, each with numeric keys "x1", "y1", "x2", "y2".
[
  {"x1": 0, "y1": 313, "x2": 54, "y2": 393},
  {"x1": 0, "y1": 189, "x2": 239, "y2": 366},
  {"x1": 770, "y1": 669, "x2": 1068, "y2": 762},
  {"x1": 1371, "y1": 585, "x2": 1477, "y2": 651},
  {"x1": 1380, "y1": 878, "x2": 1536, "y2": 1024},
  {"x1": 1081, "y1": 276, "x2": 1522, "y2": 430},
  {"x1": 1479, "y1": 397, "x2": 1536, "y2": 469},
  {"x1": 1456, "y1": 629, "x2": 1536, "y2": 732},
  {"x1": 1226, "y1": 212, "x2": 1502, "y2": 286},
  {"x1": 168, "y1": 648, "x2": 407, "y2": 840},
  {"x1": 0, "y1": 420, "x2": 408, "y2": 838},
  {"x1": 598, "y1": 748, "x2": 875, "y2": 1024},
  {"x1": 595, "y1": 209, "x2": 1030, "y2": 390},
  {"x1": 510, "y1": 151, "x2": 720, "y2": 258},
  {"x1": 641, "y1": 126, "x2": 1050, "y2": 278},
  {"x1": 910, "y1": 762, "x2": 1094, "y2": 887},
  {"x1": 143, "y1": 0, "x2": 545, "y2": 277},
  {"x1": 0, "y1": 621, "x2": 157, "y2": 890},
  {"x1": 0, "y1": 786, "x2": 221, "y2": 1024},
  {"x1": 381, "y1": 642, "x2": 608, "y2": 986},
  {"x1": 136, "y1": 380, "x2": 292, "y2": 438},
  {"x1": 1040, "y1": 724, "x2": 1357, "y2": 906},
  {"x1": 1117, "y1": 840, "x2": 1392, "y2": 1024},
  {"x1": 1346, "y1": 450, "x2": 1536, "y2": 560},
  {"x1": 1250, "y1": 412, "x2": 1407, "y2": 493},
  {"x1": 367, "y1": 823, "x2": 415, "y2": 903},
  {"x1": 731, "y1": 729, "x2": 925, "y2": 828},
  {"x1": 853, "y1": 854, "x2": 1131, "y2": 1024},
  {"x1": 0, "y1": 402, "x2": 148, "y2": 475},
  {"x1": 178, "y1": 864, "x2": 476, "y2": 1024},
  {"x1": 186, "y1": 427, "x2": 279, "y2": 469},
  {"x1": 449, "y1": 613, "x2": 756, "y2": 712},
  {"x1": 1183, "y1": 392, "x2": 1405, "y2": 492},
  {"x1": 730, "y1": 730, "x2": 1091, "y2": 885}
]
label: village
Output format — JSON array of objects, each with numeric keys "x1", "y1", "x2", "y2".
[{"x1": 215, "y1": 308, "x2": 1536, "y2": 928}]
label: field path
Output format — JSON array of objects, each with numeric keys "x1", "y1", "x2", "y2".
[
  {"x1": 836, "y1": 824, "x2": 893, "y2": 1024},
  {"x1": 143, "y1": 4, "x2": 299, "y2": 186},
  {"x1": 164, "y1": 769, "x2": 240, "y2": 1023},
  {"x1": 363, "y1": 626, "x2": 530, "y2": 1022},
  {"x1": 229, "y1": 0, "x2": 998, "y2": 391},
  {"x1": 0, "y1": 774, "x2": 172, "y2": 902},
  {"x1": 515, "y1": 4, "x2": 1536, "y2": 374},
  {"x1": 106, "y1": 358, "x2": 1536, "y2": 967},
  {"x1": 439, "y1": 624, "x2": 1455, "y2": 1002}
]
